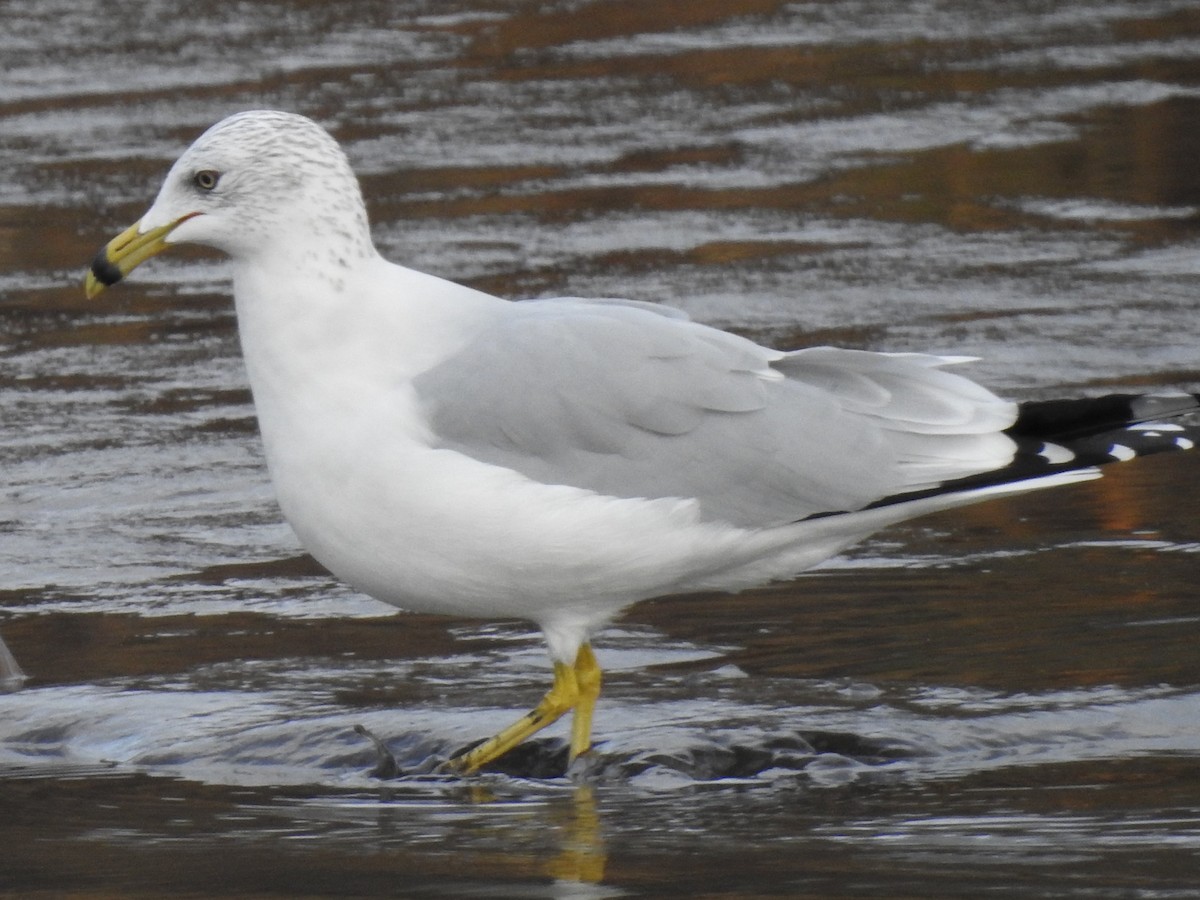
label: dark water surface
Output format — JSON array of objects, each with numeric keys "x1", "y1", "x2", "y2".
[{"x1": 3, "y1": 1, "x2": 1200, "y2": 896}]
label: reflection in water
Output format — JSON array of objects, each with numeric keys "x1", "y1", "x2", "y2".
[
  {"x1": 0, "y1": 631, "x2": 26, "y2": 692},
  {"x1": 5, "y1": 753, "x2": 1200, "y2": 897},
  {"x1": 2, "y1": 0, "x2": 1200, "y2": 897},
  {"x1": 544, "y1": 788, "x2": 607, "y2": 887}
]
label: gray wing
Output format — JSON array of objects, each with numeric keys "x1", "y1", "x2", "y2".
[{"x1": 413, "y1": 298, "x2": 1017, "y2": 528}]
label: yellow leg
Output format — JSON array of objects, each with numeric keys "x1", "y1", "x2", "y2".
[
  {"x1": 569, "y1": 644, "x2": 601, "y2": 763},
  {"x1": 449, "y1": 643, "x2": 602, "y2": 775}
]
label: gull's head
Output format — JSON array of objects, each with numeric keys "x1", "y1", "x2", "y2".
[{"x1": 85, "y1": 110, "x2": 372, "y2": 298}]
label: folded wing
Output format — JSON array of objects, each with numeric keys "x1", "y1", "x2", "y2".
[{"x1": 413, "y1": 299, "x2": 1019, "y2": 528}]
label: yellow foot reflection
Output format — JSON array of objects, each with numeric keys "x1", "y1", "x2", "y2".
[{"x1": 544, "y1": 786, "x2": 606, "y2": 885}]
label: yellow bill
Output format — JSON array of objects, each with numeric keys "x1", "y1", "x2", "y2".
[{"x1": 84, "y1": 213, "x2": 198, "y2": 299}]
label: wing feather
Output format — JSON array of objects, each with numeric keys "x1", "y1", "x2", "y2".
[{"x1": 413, "y1": 300, "x2": 1018, "y2": 526}]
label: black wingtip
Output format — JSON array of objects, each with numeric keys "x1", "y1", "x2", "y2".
[
  {"x1": 1010, "y1": 392, "x2": 1200, "y2": 440},
  {"x1": 844, "y1": 391, "x2": 1199, "y2": 517}
]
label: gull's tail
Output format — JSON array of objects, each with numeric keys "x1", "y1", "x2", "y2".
[{"x1": 861, "y1": 391, "x2": 1200, "y2": 513}]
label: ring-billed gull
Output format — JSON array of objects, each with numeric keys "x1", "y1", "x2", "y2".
[{"x1": 85, "y1": 110, "x2": 1200, "y2": 775}]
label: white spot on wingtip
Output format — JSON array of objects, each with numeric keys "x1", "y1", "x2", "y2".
[
  {"x1": 1176, "y1": 437, "x2": 1195, "y2": 450},
  {"x1": 1109, "y1": 443, "x2": 1137, "y2": 461},
  {"x1": 1038, "y1": 442, "x2": 1076, "y2": 464}
]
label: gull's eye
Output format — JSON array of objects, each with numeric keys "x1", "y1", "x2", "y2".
[{"x1": 193, "y1": 169, "x2": 220, "y2": 191}]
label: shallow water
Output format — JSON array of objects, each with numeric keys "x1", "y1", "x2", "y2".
[{"x1": 3, "y1": 1, "x2": 1200, "y2": 897}]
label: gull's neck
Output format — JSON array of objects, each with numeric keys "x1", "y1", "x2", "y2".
[{"x1": 229, "y1": 243, "x2": 507, "y2": 448}]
